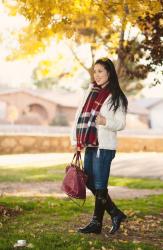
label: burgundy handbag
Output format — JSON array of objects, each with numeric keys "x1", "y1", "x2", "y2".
[{"x1": 61, "y1": 151, "x2": 87, "y2": 204}]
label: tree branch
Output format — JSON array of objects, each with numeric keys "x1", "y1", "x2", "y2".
[{"x1": 66, "y1": 43, "x2": 89, "y2": 72}]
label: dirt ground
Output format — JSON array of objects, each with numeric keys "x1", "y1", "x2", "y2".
[
  {"x1": 69, "y1": 213, "x2": 163, "y2": 249},
  {"x1": 0, "y1": 181, "x2": 163, "y2": 199}
]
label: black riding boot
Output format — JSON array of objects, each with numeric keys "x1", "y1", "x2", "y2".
[
  {"x1": 90, "y1": 188, "x2": 127, "y2": 234},
  {"x1": 78, "y1": 189, "x2": 107, "y2": 234},
  {"x1": 105, "y1": 194, "x2": 127, "y2": 234}
]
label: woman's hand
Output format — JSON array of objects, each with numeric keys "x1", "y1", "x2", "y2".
[{"x1": 95, "y1": 114, "x2": 106, "y2": 126}]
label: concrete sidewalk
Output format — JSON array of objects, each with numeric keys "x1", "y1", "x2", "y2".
[
  {"x1": 111, "y1": 152, "x2": 163, "y2": 179},
  {"x1": 0, "y1": 152, "x2": 162, "y2": 179}
]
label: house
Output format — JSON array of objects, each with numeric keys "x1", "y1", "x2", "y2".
[
  {"x1": 0, "y1": 87, "x2": 162, "y2": 129},
  {"x1": 126, "y1": 98, "x2": 149, "y2": 129},
  {"x1": 132, "y1": 98, "x2": 163, "y2": 129},
  {"x1": 0, "y1": 100, "x2": 9, "y2": 124},
  {"x1": 0, "y1": 88, "x2": 83, "y2": 126}
]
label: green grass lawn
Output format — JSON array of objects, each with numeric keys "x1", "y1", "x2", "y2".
[
  {"x1": 0, "y1": 195, "x2": 163, "y2": 250},
  {"x1": 0, "y1": 163, "x2": 163, "y2": 190},
  {"x1": 0, "y1": 160, "x2": 163, "y2": 249},
  {"x1": 109, "y1": 176, "x2": 163, "y2": 190},
  {"x1": 0, "y1": 164, "x2": 66, "y2": 182}
]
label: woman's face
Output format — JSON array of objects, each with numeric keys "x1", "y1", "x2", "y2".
[{"x1": 93, "y1": 63, "x2": 110, "y2": 87}]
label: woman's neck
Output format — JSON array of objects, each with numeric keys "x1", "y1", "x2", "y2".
[{"x1": 101, "y1": 81, "x2": 109, "y2": 88}]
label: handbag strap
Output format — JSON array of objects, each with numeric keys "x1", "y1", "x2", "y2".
[
  {"x1": 77, "y1": 151, "x2": 84, "y2": 170},
  {"x1": 71, "y1": 152, "x2": 77, "y2": 163},
  {"x1": 68, "y1": 196, "x2": 86, "y2": 207},
  {"x1": 71, "y1": 151, "x2": 84, "y2": 170}
]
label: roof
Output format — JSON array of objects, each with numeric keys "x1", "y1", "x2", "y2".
[
  {"x1": 1, "y1": 87, "x2": 161, "y2": 113},
  {"x1": 0, "y1": 87, "x2": 83, "y2": 108},
  {"x1": 128, "y1": 98, "x2": 149, "y2": 115},
  {"x1": 133, "y1": 98, "x2": 163, "y2": 109},
  {"x1": 40, "y1": 88, "x2": 83, "y2": 107}
]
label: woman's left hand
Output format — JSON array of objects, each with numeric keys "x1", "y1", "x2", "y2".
[{"x1": 95, "y1": 114, "x2": 106, "y2": 125}]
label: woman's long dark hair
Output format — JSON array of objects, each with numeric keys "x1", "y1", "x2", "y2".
[{"x1": 94, "y1": 58, "x2": 128, "y2": 113}]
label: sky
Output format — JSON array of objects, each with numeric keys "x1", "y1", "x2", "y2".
[{"x1": 0, "y1": 1, "x2": 162, "y2": 97}]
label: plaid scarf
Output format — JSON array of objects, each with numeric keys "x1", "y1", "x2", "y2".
[{"x1": 76, "y1": 83, "x2": 110, "y2": 150}]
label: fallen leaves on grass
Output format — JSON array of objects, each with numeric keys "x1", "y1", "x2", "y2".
[
  {"x1": 0, "y1": 205, "x2": 22, "y2": 217},
  {"x1": 68, "y1": 229, "x2": 75, "y2": 233},
  {"x1": 70, "y1": 211, "x2": 163, "y2": 249}
]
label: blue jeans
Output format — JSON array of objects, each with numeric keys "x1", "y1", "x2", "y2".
[{"x1": 84, "y1": 147, "x2": 116, "y2": 190}]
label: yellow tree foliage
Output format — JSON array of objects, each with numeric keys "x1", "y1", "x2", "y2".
[
  {"x1": 4, "y1": 0, "x2": 161, "y2": 58},
  {"x1": 3, "y1": 0, "x2": 162, "y2": 92}
]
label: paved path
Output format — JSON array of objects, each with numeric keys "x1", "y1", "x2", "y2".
[
  {"x1": 0, "y1": 152, "x2": 162, "y2": 179},
  {"x1": 110, "y1": 152, "x2": 163, "y2": 179},
  {"x1": 0, "y1": 152, "x2": 163, "y2": 199},
  {"x1": 0, "y1": 182, "x2": 163, "y2": 199}
]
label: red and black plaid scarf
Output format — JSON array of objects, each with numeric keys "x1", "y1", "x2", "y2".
[{"x1": 76, "y1": 83, "x2": 110, "y2": 150}]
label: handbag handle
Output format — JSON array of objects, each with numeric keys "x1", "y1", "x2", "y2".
[
  {"x1": 71, "y1": 151, "x2": 80, "y2": 165},
  {"x1": 71, "y1": 151, "x2": 84, "y2": 170},
  {"x1": 77, "y1": 151, "x2": 84, "y2": 170},
  {"x1": 71, "y1": 152, "x2": 77, "y2": 163}
]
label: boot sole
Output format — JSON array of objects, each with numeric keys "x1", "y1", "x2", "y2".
[
  {"x1": 109, "y1": 215, "x2": 127, "y2": 234},
  {"x1": 78, "y1": 229, "x2": 101, "y2": 234}
]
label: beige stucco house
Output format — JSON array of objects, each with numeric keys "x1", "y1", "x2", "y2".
[
  {"x1": 127, "y1": 98, "x2": 149, "y2": 129},
  {"x1": 132, "y1": 98, "x2": 163, "y2": 129},
  {"x1": 0, "y1": 88, "x2": 82, "y2": 126},
  {"x1": 1, "y1": 87, "x2": 161, "y2": 129}
]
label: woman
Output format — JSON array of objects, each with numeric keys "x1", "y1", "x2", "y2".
[{"x1": 70, "y1": 57, "x2": 128, "y2": 234}]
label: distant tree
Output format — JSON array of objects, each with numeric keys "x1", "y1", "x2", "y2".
[
  {"x1": 33, "y1": 77, "x2": 58, "y2": 89},
  {"x1": 137, "y1": 11, "x2": 163, "y2": 86}
]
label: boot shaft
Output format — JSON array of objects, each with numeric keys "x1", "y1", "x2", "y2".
[{"x1": 93, "y1": 189, "x2": 108, "y2": 223}]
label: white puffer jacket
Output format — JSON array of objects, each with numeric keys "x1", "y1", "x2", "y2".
[{"x1": 70, "y1": 85, "x2": 126, "y2": 151}]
